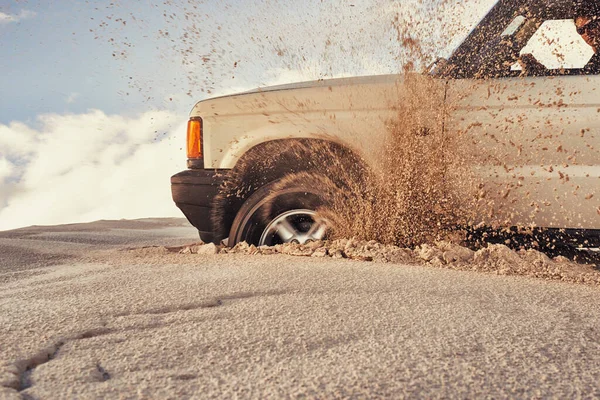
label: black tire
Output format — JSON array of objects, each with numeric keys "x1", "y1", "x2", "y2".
[{"x1": 228, "y1": 179, "x2": 329, "y2": 247}]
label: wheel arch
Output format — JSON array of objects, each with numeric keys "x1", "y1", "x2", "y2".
[{"x1": 211, "y1": 138, "x2": 370, "y2": 242}]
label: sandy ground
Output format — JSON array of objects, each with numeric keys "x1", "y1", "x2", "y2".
[{"x1": 1, "y1": 219, "x2": 600, "y2": 399}]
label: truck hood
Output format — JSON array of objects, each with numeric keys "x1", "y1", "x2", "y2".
[
  {"x1": 191, "y1": 74, "x2": 416, "y2": 117},
  {"x1": 239, "y1": 75, "x2": 402, "y2": 95}
]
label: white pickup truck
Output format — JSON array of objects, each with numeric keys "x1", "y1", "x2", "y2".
[{"x1": 171, "y1": 0, "x2": 600, "y2": 249}]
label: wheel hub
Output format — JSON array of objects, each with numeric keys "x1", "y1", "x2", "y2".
[{"x1": 259, "y1": 209, "x2": 328, "y2": 246}]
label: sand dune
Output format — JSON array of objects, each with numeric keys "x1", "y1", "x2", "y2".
[{"x1": 1, "y1": 219, "x2": 600, "y2": 398}]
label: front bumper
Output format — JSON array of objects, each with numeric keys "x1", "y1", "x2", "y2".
[{"x1": 171, "y1": 169, "x2": 227, "y2": 243}]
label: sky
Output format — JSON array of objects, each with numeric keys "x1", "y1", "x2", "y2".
[{"x1": 0, "y1": 0, "x2": 497, "y2": 230}]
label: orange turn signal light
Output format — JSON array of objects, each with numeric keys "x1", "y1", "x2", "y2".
[{"x1": 186, "y1": 118, "x2": 202, "y2": 159}]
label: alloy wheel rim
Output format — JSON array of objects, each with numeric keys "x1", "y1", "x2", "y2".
[{"x1": 258, "y1": 209, "x2": 328, "y2": 246}]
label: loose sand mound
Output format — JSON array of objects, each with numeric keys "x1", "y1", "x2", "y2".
[{"x1": 146, "y1": 239, "x2": 600, "y2": 286}]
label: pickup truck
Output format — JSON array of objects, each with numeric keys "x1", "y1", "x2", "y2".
[{"x1": 171, "y1": 0, "x2": 600, "y2": 249}]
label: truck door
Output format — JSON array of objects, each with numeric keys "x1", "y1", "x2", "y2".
[{"x1": 445, "y1": 18, "x2": 600, "y2": 230}]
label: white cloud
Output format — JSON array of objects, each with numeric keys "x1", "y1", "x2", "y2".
[
  {"x1": 0, "y1": 10, "x2": 36, "y2": 24},
  {"x1": 0, "y1": 158, "x2": 13, "y2": 183},
  {"x1": 0, "y1": 121, "x2": 37, "y2": 159},
  {"x1": 0, "y1": 110, "x2": 187, "y2": 230}
]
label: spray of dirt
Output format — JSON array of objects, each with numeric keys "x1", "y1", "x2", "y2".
[
  {"x1": 318, "y1": 77, "x2": 476, "y2": 248},
  {"x1": 94, "y1": 1, "x2": 598, "y2": 253},
  {"x1": 214, "y1": 74, "x2": 479, "y2": 249},
  {"x1": 92, "y1": 0, "x2": 479, "y2": 103},
  {"x1": 204, "y1": 19, "x2": 489, "y2": 249}
]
